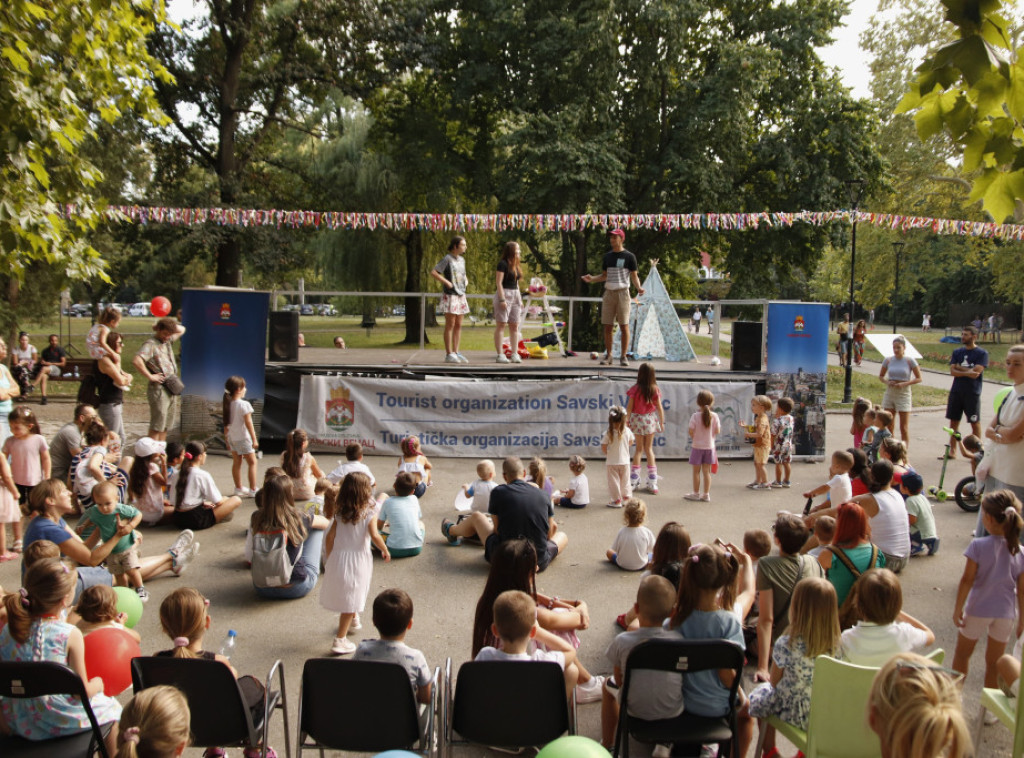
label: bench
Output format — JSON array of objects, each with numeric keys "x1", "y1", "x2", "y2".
[{"x1": 43, "y1": 358, "x2": 94, "y2": 382}]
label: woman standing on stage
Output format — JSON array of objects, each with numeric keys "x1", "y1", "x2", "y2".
[
  {"x1": 431, "y1": 236, "x2": 470, "y2": 364},
  {"x1": 493, "y1": 241, "x2": 524, "y2": 364}
]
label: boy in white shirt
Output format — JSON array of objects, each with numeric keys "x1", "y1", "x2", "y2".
[
  {"x1": 326, "y1": 443, "x2": 376, "y2": 487},
  {"x1": 803, "y1": 450, "x2": 854, "y2": 512},
  {"x1": 554, "y1": 455, "x2": 590, "y2": 509}
]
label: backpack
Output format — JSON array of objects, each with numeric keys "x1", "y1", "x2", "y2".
[{"x1": 250, "y1": 530, "x2": 295, "y2": 588}]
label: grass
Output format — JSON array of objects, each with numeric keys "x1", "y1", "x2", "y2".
[{"x1": 824, "y1": 366, "x2": 950, "y2": 409}]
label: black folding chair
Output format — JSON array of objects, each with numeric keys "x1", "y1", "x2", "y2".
[
  {"x1": 296, "y1": 657, "x2": 439, "y2": 757},
  {"x1": 614, "y1": 639, "x2": 745, "y2": 758},
  {"x1": 443, "y1": 657, "x2": 576, "y2": 757},
  {"x1": 131, "y1": 656, "x2": 290, "y2": 758},
  {"x1": 0, "y1": 660, "x2": 111, "y2": 758}
]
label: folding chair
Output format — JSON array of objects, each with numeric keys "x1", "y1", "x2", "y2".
[
  {"x1": 753, "y1": 648, "x2": 945, "y2": 757},
  {"x1": 443, "y1": 657, "x2": 577, "y2": 757},
  {"x1": 613, "y1": 639, "x2": 745, "y2": 758},
  {"x1": 131, "y1": 656, "x2": 290, "y2": 758},
  {"x1": 0, "y1": 660, "x2": 111, "y2": 758},
  {"x1": 296, "y1": 657, "x2": 439, "y2": 757},
  {"x1": 977, "y1": 672, "x2": 1024, "y2": 758}
]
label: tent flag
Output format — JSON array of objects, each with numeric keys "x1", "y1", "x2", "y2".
[{"x1": 613, "y1": 262, "x2": 696, "y2": 362}]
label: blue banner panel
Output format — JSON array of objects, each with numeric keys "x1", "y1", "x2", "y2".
[
  {"x1": 766, "y1": 302, "x2": 829, "y2": 459},
  {"x1": 179, "y1": 289, "x2": 269, "y2": 447}
]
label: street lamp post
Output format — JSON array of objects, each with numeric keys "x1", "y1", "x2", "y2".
[
  {"x1": 892, "y1": 241, "x2": 905, "y2": 336},
  {"x1": 843, "y1": 179, "x2": 865, "y2": 404}
]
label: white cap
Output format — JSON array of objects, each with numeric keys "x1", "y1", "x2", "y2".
[{"x1": 135, "y1": 437, "x2": 166, "y2": 458}]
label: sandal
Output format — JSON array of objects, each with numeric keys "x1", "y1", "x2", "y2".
[
  {"x1": 12, "y1": 539, "x2": 22, "y2": 552},
  {"x1": 0, "y1": 551, "x2": 17, "y2": 562},
  {"x1": 615, "y1": 613, "x2": 629, "y2": 630}
]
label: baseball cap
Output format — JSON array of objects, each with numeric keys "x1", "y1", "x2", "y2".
[
  {"x1": 900, "y1": 471, "x2": 924, "y2": 494},
  {"x1": 609, "y1": 228, "x2": 625, "y2": 238},
  {"x1": 135, "y1": 436, "x2": 167, "y2": 458}
]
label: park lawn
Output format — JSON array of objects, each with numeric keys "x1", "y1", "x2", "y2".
[{"x1": 824, "y1": 366, "x2": 949, "y2": 409}]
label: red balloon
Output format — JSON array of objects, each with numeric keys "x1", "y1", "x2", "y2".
[
  {"x1": 150, "y1": 296, "x2": 171, "y2": 317},
  {"x1": 83, "y1": 627, "x2": 141, "y2": 696}
]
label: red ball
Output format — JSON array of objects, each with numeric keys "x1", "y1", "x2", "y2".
[
  {"x1": 150, "y1": 296, "x2": 171, "y2": 317},
  {"x1": 83, "y1": 627, "x2": 141, "y2": 696}
]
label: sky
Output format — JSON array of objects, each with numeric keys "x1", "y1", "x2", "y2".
[{"x1": 818, "y1": 0, "x2": 878, "y2": 98}]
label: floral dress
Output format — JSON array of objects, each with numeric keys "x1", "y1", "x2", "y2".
[
  {"x1": 0, "y1": 618, "x2": 121, "y2": 738},
  {"x1": 748, "y1": 634, "x2": 817, "y2": 729},
  {"x1": 771, "y1": 414, "x2": 794, "y2": 464}
]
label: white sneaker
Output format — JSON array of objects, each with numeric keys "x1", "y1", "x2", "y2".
[
  {"x1": 575, "y1": 674, "x2": 605, "y2": 703},
  {"x1": 330, "y1": 637, "x2": 356, "y2": 655},
  {"x1": 445, "y1": 353, "x2": 461, "y2": 363},
  {"x1": 607, "y1": 501, "x2": 623, "y2": 508},
  {"x1": 169, "y1": 529, "x2": 195, "y2": 557},
  {"x1": 349, "y1": 613, "x2": 362, "y2": 632},
  {"x1": 456, "y1": 353, "x2": 469, "y2": 363},
  {"x1": 496, "y1": 354, "x2": 511, "y2": 364},
  {"x1": 135, "y1": 586, "x2": 150, "y2": 603},
  {"x1": 233, "y1": 487, "x2": 251, "y2": 497},
  {"x1": 510, "y1": 353, "x2": 522, "y2": 363},
  {"x1": 985, "y1": 709, "x2": 1001, "y2": 725},
  {"x1": 172, "y1": 542, "x2": 200, "y2": 576}
]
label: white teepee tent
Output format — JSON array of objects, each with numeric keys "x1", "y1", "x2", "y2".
[{"x1": 613, "y1": 262, "x2": 696, "y2": 362}]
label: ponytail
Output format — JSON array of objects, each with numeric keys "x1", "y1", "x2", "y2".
[
  {"x1": 223, "y1": 376, "x2": 245, "y2": 434},
  {"x1": 3, "y1": 561, "x2": 77, "y2": 644},
  {"x1": 174, "y1": 441, "x2": 205, "y2": 508},
  {"x1": 282, "y1": 429, "x2": 307, "y2": 479},
  {"x1": 115, "y1": 685, "x2": 191, "y2": 758},
  {"x1": 983, "y1": 490, "x2": 1024, "y2": 555},
  {"x1": 670, "y1": 544, "x2": 737, "y2": 627},
  {"x1": 696, "y1": 390, "x2": 714, "y2": 429}
]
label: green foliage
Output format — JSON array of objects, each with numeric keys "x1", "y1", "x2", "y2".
[{"x1": 1, "y1": 0, "x2": 171, "y2": 280}]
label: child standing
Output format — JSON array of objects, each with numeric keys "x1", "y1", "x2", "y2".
[
  {"x1": 769, "y1": 397, "x2": 795, "y2": 488},
  {"x1": 127, "y1": 437, "x2": 173, "y2": 526},
  {"x1": 0, "y1": 560, "x2": 122, "y2": 753},
  {"x1": 952, "y1": 490, "x2": 1024, "y2": 688},
  {"x1": 430, "y1": 236, "x2": 470, "y2": 363},
  {"x1": 321, "y1": 472, "x2": 390, "y2": 655},
  {"x1": 377, "y1": 473, "x2": 425, "y2": 558},
  {"x1": 901, "y1": 472, "x2": 939, "y2": 556},
  {"x1": 851, "y1": 397, "x2": 871, "y2": 449},
  {"x1": 554, "y1": 455, "x2": 589, "y2": 509},
  {"x1": 0, "y1": 450, "x2": 21, "y2": 560},
  {"x1": 169, "y1": 441, "x2": 242, "y2": 530},
  {"x1": 4, "y1": 406, "x2": 51, "y2": 528},
  {"x1": 606, "y1": 498, "x2": 656, "y2": 571},
  {"x1": 224, "y1": 376, "x2": 258, "y2": 498},
  {"x1": 684, "y1": 389, "x2": 720, "y2": 502},
  {"x1": 626, "y1": 362, "x2": 665, "y2": 494},
  {"x1": 747, "y1": 578, "x2": 842, "y2": 754},
  {"x1": 398, "y1": 436, "x2": 432, "y2": 498},
  {"x1": 462, "y1": 459, "x2": 497, "y2": 513},
  {"x1": 326, "y1": 443, "x2": 376, "y2": 487},
  {"x1": 77, "y1": 481, "x2": 150, "y2": 601},
  {"x1": 601, "y1": 406, "x2": 634, "y2": 508},
  {"x1": 745, "y1": 395, "x2": 773, "y2": 489}
]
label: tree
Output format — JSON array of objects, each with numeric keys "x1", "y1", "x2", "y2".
[{"x1": 1, "y1": 0, "x2": 170, "y2": 280}]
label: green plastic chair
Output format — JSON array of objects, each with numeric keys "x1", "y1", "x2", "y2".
[
  {"x1": 977, "y1": 678, "x2": 1024, "y2": 758},
  {"x1": 754, "y1": 649, "x2": 945, "y2": 758}
]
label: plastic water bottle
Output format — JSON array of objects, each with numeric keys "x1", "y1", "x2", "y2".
[{"x1": 218, "y1": 629, "x2": 238, "y2": 660}]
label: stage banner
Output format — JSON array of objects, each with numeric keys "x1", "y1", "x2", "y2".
[
  {"x1": 297, "y1": 376, "x2": 756, "y2": 459},
  {"x1": 765, "y1": 302, "x2": 829, "y2": 459},
  {"x1": 180, "y1": 288, "x2": 270, "y2": 448}
]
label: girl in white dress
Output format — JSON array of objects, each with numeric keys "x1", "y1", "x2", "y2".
[{"x1": 320, "y1": 472, "x2": 389, "y2": 655}]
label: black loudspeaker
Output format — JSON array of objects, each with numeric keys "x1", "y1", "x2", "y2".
[
  {"x1": 731, "y1": 321, "x2": 762, "y2": 371},
  {"x1": 268, "y1": 311, "x2": 300, "y2": 362}
]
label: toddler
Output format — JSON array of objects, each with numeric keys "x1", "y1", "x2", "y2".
[
  {"x1": 0, "y1": 448, "x2": 20, "y2": 560},
  {"x1": 606, "y1": 498, "x2": 656, "y2": 571},
  {"x1": 805, "y1": 516, "x2": 835, "y2": 559},
  {"x1": 601, "y1": 405, "x2": 634, "y2": 508},
  {"x1": 842, "y1": 568, "x2": 934, "y2": 666},
  {"x1": 77, "y1": 481, "x2": 149, "y2": 601},
  {"x1": 5, "y1": 405, "x2": 51, "y2": 528},
  {"x1": 860, "y1": 406, "x2": 879, "y2": 451},
  {"x1": 86, "y1": 306, "x2": 123, "y2": 361},
  {"x1": 306, "y1": 476, "x2": 330, "y2": 517},
  {"x1": 354, "y1": 588, "x2": 433, "y2": 708},
  {"x1": 684, "y1": 389, "x2": 720, "y2": 502},
  {"x1": 377, "y1": 472, "x2": 425, "y2": 558},
  {"x1": 850, "y1": 397, "x2": 871, "y2": 449},
  {"x1": 803, "y1": 450, "x2": 854, "y2": 512},
  {"x1": 745, "y1": 395, "x2": 773, "y2": 489},
  {"x1": 463, "y1": 459, "x2": 498, "y2": 513},
  {"x1": 901, "y1": 471, "x2": 938, "y2": 556},
  {"x1": 397, "y1": 436, "x2": 432, "y2": 498},
  {"x1": 600, "y1": 575, "x2": 682, "y2": 750},
  {"x1": 769, "y1": 397, "x2": 795, "y2": 488},
  {"x1": 327, "y1": 442, "x2": 376, "y2": 487},
  {"x1": 865, "y1": 410, "x2": 893, "y2": 463},
  {"x1": 554, "y1": 455, "x2": 589, "y2": 509}
]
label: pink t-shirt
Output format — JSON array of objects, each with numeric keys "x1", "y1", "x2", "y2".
[
  {"x1": 3, "y1": 434, "x2": 48, "y2": 486},
  {"x1": 627, "y1": 385, "x2": 661, "y2": 415},
  {"x1": 688, "y1": 411, "x2": 720, "y2": 450}
]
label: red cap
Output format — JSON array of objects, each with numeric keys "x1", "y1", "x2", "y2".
[{"x1": 609, "y1": 228, "x2": 625, "y2": 238}]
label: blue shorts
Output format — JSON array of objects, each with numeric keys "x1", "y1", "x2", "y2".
[{"x1": 946, "y1": 390, "x2": 981, "y2": 424}]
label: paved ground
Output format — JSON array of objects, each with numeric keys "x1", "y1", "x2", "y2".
[{"x1": 1, "y1": 354, "x2": 1017, "y2": 757}]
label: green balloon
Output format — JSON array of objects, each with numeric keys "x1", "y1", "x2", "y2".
[
  {"x1": 113, "y1": 585, "x2": 144, "y2": 628},
  {"x1": 537, "y1": 736, "x2": 612, "y2": 758},
  {"x1": 995, "y1": 386, "x2": 1012, "y2": 414}
]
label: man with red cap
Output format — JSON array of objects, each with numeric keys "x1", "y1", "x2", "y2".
[{"x1": 581, "y1": 228, "x2": 644, "y2": 366}]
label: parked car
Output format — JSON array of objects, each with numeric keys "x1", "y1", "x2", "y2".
[
  {"x1": 315, "y1": 304, "x2": 337, "y2": 316},
  {"x1": 63, "y1": 304, "x2": 91, "y2": 318},
  {"x1": 299, "y1": 304, "x2": 314, "y2": 316},
  {"x1": 128, "y1": 302, "x2": 152, "y2": 317}
]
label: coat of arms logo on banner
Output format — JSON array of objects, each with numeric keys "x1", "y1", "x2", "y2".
[{"x1": 326, "y1": 385, "x2": 355, "y2": 430}]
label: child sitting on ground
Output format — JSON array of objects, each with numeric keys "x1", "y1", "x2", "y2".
[
  {"x1": 527, "y1": 457, "x2": 555, "y2": 498},
  {"x1": 327, "y1": 443, "x2": 376, "y2": 487},
  {"x1": 397, "y1": 436, "x2": 431, "y2": 498},
  {"x1": 616, "y1": 521, "x2": 692, "y2": 630},
  {"x1": 804, "y1": 450, "x2": 854, "y2": 513},
  {"x1": 74, "y1": 584, "x2": 141, "y2": 642},
  {"x1": 474, "y1": 589, "x2": 580, "y2": 699},
  {"x1": 805, "y1": 516, "x2": 835, "y2": 559},
  {"x1": 901, "y1": 472, "x2": 939, "y2": 556},
  {"x1": 600, "y1": 575, "x2": 683, "y2": 751},
  {"x1": 554, "y1": 455, "x2": 589, "y2": 509},
  {"x1": 377, "y1": 473, "x2": 425, "y2": 558},
  {"x1": 606, "y1": 498, "x2": 656, "y2": 571},
  {"x1": 462, "y1": 459, "x2": 497, "y2": 513},
  {"x1": 841, "y1": 568, "x2": 935, "y2": 666},
  {"x1": 354, "y1": 588, "x2": 433, "y2": 712}
]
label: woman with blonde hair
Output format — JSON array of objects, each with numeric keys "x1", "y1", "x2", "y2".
[{"x1": 868, "y1": 652, "x2": 971, "y2": 758}]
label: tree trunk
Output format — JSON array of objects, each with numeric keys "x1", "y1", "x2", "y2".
[{"x1": 402, "y1": 230, "x2": 430, "y2": 344}]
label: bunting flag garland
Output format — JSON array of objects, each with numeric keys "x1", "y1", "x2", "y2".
[{"x1": 68, "y1": 206, "x2": 1024, "y2": 241}]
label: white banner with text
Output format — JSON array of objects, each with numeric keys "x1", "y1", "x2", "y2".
[{"x1": 297, "y1": 375, "x2": 756, "y2": 459}]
